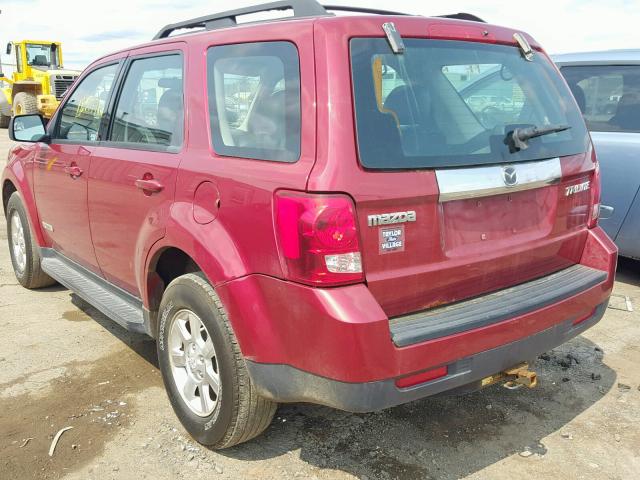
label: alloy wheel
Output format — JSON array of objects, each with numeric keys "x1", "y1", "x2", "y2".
[
  {"x1": 168, "y1": 309, "x2": 220, "y2": 417},
  {"x1": 10, "y1": 210, "x2": 27, "y2": 274}
]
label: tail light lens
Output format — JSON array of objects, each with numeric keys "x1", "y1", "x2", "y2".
[
  {"x1": 275, "y1": 191, "x2": 363, "y2": 286},
  {"x1": 588, "y1": 147, "x2": 601, "y2": 228}
]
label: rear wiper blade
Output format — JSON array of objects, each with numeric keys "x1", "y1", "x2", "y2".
[{"x1": 504, "y1": 124, "x2": 571, "y2": 153}]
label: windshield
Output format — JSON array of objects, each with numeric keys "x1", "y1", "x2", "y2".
[
  {"x1": 350, "y1": 38, "x2": 589, "y2": 169},
  {"x1": 560, "y1": 65, "x2": 640, "y2": 133},
  {"x1": 26, "y1": 43, "x2": 59, "y2": 69}
]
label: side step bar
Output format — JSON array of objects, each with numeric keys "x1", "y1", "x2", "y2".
[
  {"x1": 389, "y1": 264, "x2": 607, "y2": 347},
  {"x1": 41, "y1": 249, "x2": 149, "y2": 335}
]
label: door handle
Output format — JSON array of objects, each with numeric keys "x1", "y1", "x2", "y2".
[
  {"x1": 135, "y1": 178, "x2": 164, "y2": 194},
  {"x1": 64, "y1": 164, "x2": 83, "y2": 178}
]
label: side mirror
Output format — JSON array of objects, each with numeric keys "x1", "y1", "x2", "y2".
[
  {"x1": 9, "y1": 114, "x2": 50, "y2": 143},
  {"x1": 6, "y1": 43, "x2": 12, "y2": 55}
]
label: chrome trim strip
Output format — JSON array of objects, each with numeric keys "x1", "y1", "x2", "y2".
[{"x1": 436, "y1": 158, "x2": 562, "y2": 203}]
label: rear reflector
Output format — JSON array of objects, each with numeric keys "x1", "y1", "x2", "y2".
[
  {"x1": 395, "y1": 365, "x2": 448, "y2": 389},
  {"x1": 573, "y1": 307, "x2": 596, "y2": 326}
]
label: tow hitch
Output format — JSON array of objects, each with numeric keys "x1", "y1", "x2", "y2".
[{"x1": 481, "y1": 363, "x2": 538, "y2": 390}]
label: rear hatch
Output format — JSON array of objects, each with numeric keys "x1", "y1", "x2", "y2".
[{"x1": 348, "y1": 36, "x2": 595, "y2": 318}]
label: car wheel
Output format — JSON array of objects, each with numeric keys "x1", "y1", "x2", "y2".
[
  {"x1": 6, "y1": 192, "x2": 56, "y2": 288},
  {"x1": 157, "y1": 272, "x2": 277, "y2": 448}
]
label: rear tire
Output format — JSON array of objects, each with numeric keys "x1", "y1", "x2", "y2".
[
  {"x1": 157, "y1": 273, "x2": 277, "y2": 448},
  {"x1": 6, "y1": 192, "x2": 56, "y2": 289},
  {"x1": 12, "y1": 92, "x2": 38, "y2": 116}
]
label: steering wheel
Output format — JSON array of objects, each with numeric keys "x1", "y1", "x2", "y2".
[{"x1": 480, "y1": 106, "x2": 503, "y2": 129}]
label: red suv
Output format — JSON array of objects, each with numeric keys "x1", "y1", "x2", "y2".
[{"x1": 2, "y1": 1, "x2": 617, "y2": 448}]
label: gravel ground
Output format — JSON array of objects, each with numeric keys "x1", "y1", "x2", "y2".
[{"x1": 0, "y1": 129, "x2": 639, "y2": 480}]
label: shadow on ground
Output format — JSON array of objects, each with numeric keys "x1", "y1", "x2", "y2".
[
  {"x1": 56, "y1": 267, "x2": 630, "y2": 480},
  {"x1": 217, "y1": 334, "x2": 614, "y2": 479}
]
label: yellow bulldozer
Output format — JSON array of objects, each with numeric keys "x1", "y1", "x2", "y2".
[{"x1": 0, "y1": 40, "x2": 81, "y2": 127}]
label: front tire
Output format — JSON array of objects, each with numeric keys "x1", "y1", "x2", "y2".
[
  {"x1": 6, "y1": 192, "x2": 56, "y2": 289},
  {"x1": 157, "y1": 273, "x2": 277, "y2": 448}
]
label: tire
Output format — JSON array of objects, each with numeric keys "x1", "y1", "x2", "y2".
[
  {"x1": 0, "y1": 114, "x2": 9, "y2": 129},
  {"x1": 6, "y1": 192, "x2": 56, "y2": 289},
  {"x1": 157, "y1": 273, "x2": 277, "y2": 448},
  {"x1": 12, "y1": 92, "x2": 38, "y2": 116}
]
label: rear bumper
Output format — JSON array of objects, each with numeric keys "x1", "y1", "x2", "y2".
[
  {"x1": 216, "y1": 227, "x2": 616, "y2": 408},
  {"x1": 245, "y1": 301, "x2": 607, "y2": 412}
]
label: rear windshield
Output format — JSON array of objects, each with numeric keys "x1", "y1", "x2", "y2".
[
  {"x1": 350, "y1": 38, "x2": 589, "y2": 169},
  {"x1": 560, "y1": 65, "x2": 640, "y2": 133}
]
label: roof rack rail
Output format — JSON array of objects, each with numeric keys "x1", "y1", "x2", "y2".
[
  {"x1": 437, "y1": 13, "x2": 486, "y2": 23},
  {"x1": 153, "y1": 0, "x2": 331, "y2": 39},
  {"x1": 153, "y1": 1, "x2": 485, "y2": 40}
]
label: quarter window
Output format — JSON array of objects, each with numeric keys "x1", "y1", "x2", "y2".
[
  {"x1": 109, "y1": 54, "x2": 184, "y2": 148},
  {"x1": 54, "y1": 63, "x2": 118, "y2": 142},
  {"x1": 207, "y1": 41, "x2": 301, "y2": 162}
]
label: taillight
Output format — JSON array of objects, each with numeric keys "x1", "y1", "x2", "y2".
[
  {"x1": 588, "y1": 146, "x2": 601, "y2": 228},
  {"x1": 274, "y1": 191, "x2": 363, "y2": 286}
]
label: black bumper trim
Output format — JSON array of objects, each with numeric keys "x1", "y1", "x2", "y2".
[
  {"x1": 245, "y1": 301, "x2": 608, "y2": 413},
  {"x1": 389, "y1": 265, "x2": 607, "y2": 347}
]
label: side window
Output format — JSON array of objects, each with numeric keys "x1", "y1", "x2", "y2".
[
  {"x1": 109, "y1": 54, "x2": 183, "y2": 148},
  {"x1": 15, "y1": 44, "x2": 23, "y2": 73},
  {"x1": 55, "y1": 64, "x2": 118, "y2": 142},
  {"x1": 207, "y1": 41, "x2": 301, "y2": 162},
  {"x1": 561, "y1": 65, "x2": 640, "y2": 133}
]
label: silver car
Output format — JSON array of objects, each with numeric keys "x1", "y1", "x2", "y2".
[{"x1": 555, "y1": 50, "x2": 640, "y2": 259}]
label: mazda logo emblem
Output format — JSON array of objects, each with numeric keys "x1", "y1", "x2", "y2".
[{"x1": 502, "y1": 166, "x2": 518, "y2": 187}]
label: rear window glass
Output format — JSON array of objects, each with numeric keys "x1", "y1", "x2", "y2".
[
  {"x1": 207, "y1": 41, "x2": 301, "y2": 162},
  {"x1": 350, "y1": 38, "x2": 589, "y2": 169},
  {"x1": 560, "y1": 65, "x2": 640, "y2": 133}
]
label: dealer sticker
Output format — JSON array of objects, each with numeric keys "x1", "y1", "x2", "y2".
[{"x1": 379, "y1": 226, "x2": 405, "y2": 254}]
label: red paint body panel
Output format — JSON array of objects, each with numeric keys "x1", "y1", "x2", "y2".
[
  {"x1": 2, "y1": 144, "x2": 47, "y2": 247},
  {"x1": 89, "y1": 145, "x2": 180, "y2": 294},
  {"x1": 217, "y1": 227, "x2": 615, "y2": 383},
  {"x1": 310, "y1": 18, "x2": 596, "y2": 317},
  {"x1": 33, "y1": 143, "x2": 101, "y2": 272}
]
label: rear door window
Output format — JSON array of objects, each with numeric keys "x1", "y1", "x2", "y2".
[
  {"x1": 207, "y1": 41, "x2": 301, "y2": 162},
  {"x1": 350, "y1": 39, "x2": 589, "y2": 169},
  {"x1": 108, "y1": 54, "x2": 184, "y2": 149},
  {"x1": 560, "y1": 65, "x2": 640, "y2": 133}
]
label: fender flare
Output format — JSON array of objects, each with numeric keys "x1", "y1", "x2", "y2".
[
  {"x1": 2, "y1": 154, "x2": 47, "y2": 247},
  {"x1": 139, "y1": 200, "x2": 250, "y2": 309}
]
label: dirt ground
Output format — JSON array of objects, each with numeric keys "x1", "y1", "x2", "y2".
[{"x1": 0, "y1": 129, "x2": 639, "y2": 480}]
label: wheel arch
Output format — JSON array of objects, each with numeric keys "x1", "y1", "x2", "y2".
[
  {"x1": 140, "y1": 203, "x2": 251, "y2": 337},
  {"x1": 2, "y1": 164, "x2": 47, "y2": 247},
  {"x1": 144, "y1": 245, "x2": 201, "y2": 337},
  {"x1": 2, "y1": 178, "x2": 17, "y2": 215}
]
